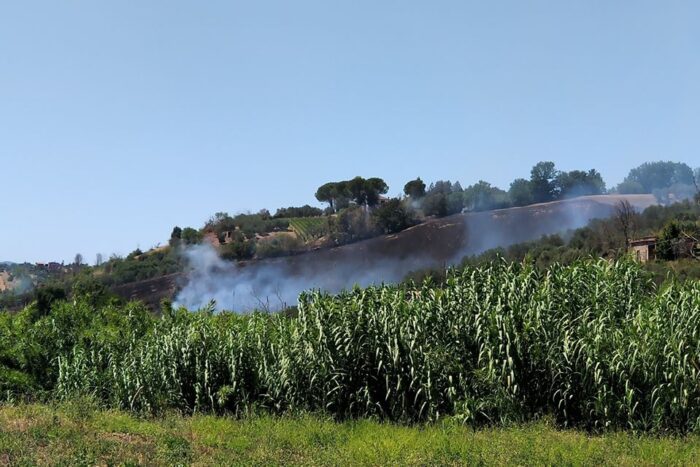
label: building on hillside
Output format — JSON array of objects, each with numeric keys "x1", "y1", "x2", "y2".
[
  {"x1": 629, "y1": 237, "x2": 657, "y2": 263},
  {"x1": 203, "y1": 231, "x2": 221, "y2": 248},
  {"x1": 204, "y1": 229, "x2": 245, "y2": 247},
  {"x1": 222, "y1": 231, "x2": 235, "y2": 244}
]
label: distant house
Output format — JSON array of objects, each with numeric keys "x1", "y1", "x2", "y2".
[
  {"x1": 630, "y1": 237, "x2": 657, "y2": 263},
  {"x1": 203, "y1": 231, "x2": 221, "y2": 248},
  {"x1": 222, "y1": 231, "x2": 236, "y2": 244}
]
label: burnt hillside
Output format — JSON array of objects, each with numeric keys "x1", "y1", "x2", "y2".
[{"x1": 113, "y1": 194, "x2": 656, "y2": 310}]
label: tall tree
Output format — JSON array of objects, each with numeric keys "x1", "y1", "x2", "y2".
[
  {"x1": 508, "y1": 178, "x2": 533, "y2": 207},
  {"x1": 530, "y1": 161, "x2": 559, "y2": 203},
  {"x1": 315, "y1": 181, "x2": 352, "y2": 212},
  {"x1": 614, "y1": 200, "x2": 636, "y2": 249},
  {"x1": 364, "y1": 177, "x2": 389, "y2": 206},
  {"x1": 315, "y1": 182, "x2": 338, "y2": 212},
  {"x1": 170, "y1": 226, "x2": 183, "y2": 246},
  {"x1": 403, "y1": 177, "x2": 426, "y2": 199},
  {"x1": 618, "y1": 161, "x2": 694, "y2": 194},
  {"x1": 555, "y1": 169, "x2": 606, "y2": 198},
  {"x1": 372, "y1": 199, "x2": 412, "y2": 234},
  {"x1": 463, "y1": 181, "x2": 509, "y2": 212},
  {"x1": 422, "y1": 193, "x2": 448, "y2": 217},
  {"x1": 181, "y1": 228, "x2": 203, "y2": 245}
]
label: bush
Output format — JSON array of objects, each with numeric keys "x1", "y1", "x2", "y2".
[
  {"x1": 50, "y1": 260, "x2": 700, "y2": 433},
  {"x1": 329, "y1": 206, "x2": 379, "y2": 244},
  {"x1": 220, "y1": 233, "x2": 256, "y2": 261},
  {"x1": 255, "y1": 234, "x2": 304, "y2": 258},
  {"x1": 372, "y1": 199, "x2": 414, "y2": 234}
]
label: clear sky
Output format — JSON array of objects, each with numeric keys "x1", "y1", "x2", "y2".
[{"x1": 1, "y1": 1, "x2": 698, "y2": 264}]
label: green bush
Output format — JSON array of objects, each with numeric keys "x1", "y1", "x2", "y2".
[{"x1": 46, "y1": 259, "x2": 700, "y2": 433}]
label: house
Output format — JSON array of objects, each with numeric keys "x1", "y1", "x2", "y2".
[
  {"x1": 203, "y1": 231, "x2": 221, "y2": 248},
  {"x1": 204, "y1": 230, "x2": 241, "y2": 248},
  {"x1": 222, "y1": 230, "x2": 237, "y2": 244},
  {"x1": 629, "y1": 237, "x2": 657, "y2": 263}
]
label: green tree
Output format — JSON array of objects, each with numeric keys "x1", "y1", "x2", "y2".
[
  {"x1": 127, "y1": 248, "x2": 143, "y2": 260},
  {"x1": 372, "y1": 199, "x2": 413, "y2": 234},
  {"x1": 508, "y1": 178, "x2": 533, "y2": 206},
  {"x1": 446, "y1": 191, "x2": 465, "y2": 215},
  {"x1": 404, "y1": 178, "x2": 426, "y2": 199},
  {"x1": 274, "y1": 205, "x2": 324, "y2": 218},
  {"x1": 347, "y1": 176, "x2": 388, "y2": 207},
  {"x1": 618, "y1": 161, "x2": 694, "y2": 193},
  {"x1": 35, "y1": 285, "x2": 67, "y2": 317},
  {"x1": 658, "y1": 220, "x2": 683, "y2": 260},
  {"x1": 530, "y1": 161, "x2": 559, "y2": 203},
  {"x1": 319, "y1": 177, "x2": 388, "y2": 210},
  {"x1": 555, "y1": 169, "x2": 606, "y2": 198},
  {"x1": 616, "y1": 180, "x2": 645, "y2": 195},
  {"x1": 169, "y1": 227, "x2": 183, "y2": 247},
  {"x1": 329, "y1": 205, "x2": 379, "y2": 243},
  {"x1": 422, "y1": 193, "x2": 448, "y2": 217},
  {"x1": 220, "y1": 231, "x2": 256, "y2": 260},
  {"x1": 463, "y1": 181, "x2": 510, "y2": 212},
  {"x1": 365, "y1": 177, "x2": 389, "y2": 206},
  {"x1": 427, "y1": 180, "x2": 454, "y2": 195},
  {"x1": 315, "y1": 183, "x2": 336, "y2": 211},
  {"x1": 315, "y1": 182, "x2": 350, "y2": 212},
  {"x1": 181, "y1": 228, "x2": 203, "y2": 245}
]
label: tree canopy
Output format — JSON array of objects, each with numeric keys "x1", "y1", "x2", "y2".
[
  {"x1": 316, "y1": 177, "x2": 388, "y2": 211},
  {"x1": 403, "y1": 178, "x2": 426, "y2": 198},
  {"x1": 618, "y1": 161, "x2": 695, "y2": 194}
]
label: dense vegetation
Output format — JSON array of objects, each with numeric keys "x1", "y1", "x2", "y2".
[
  {"x1": 465, "y1": 199, "x2": 700, "y2": 282},
  {"x1": 2, "y1": 259, "x2": 699, "y2": 434}
]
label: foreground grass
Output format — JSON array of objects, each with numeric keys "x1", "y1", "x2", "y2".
[{"x1": 1, "y1": 404, "x2": 700, "y2": 466}]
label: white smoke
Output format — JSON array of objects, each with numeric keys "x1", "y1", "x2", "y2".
[
  {"x1": 174, "y1": 195, "x2": 658, "y2": 313},
  {"x1": 174, "y1": 243, "x2": 435, "y2": 312}
]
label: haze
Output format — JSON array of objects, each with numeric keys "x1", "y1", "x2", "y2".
[{"x1": 2, "y1": 1, "x2": 699, "y2": 263}]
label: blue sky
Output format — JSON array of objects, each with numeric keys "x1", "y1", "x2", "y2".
[{"x1": 1, "y1": 1, "x2": 699, "y2": 263}]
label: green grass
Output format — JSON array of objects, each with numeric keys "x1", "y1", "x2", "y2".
[
  {"x1": 1, "y1": 403, "x2": 700, "y2": 466},
  {"x1": 289, "y1": 217, "x2": 329, "y2": 242}
]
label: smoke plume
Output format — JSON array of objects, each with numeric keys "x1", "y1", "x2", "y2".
[{"x1": 174, "y1": 195, "x2": 657, "y2": 312}]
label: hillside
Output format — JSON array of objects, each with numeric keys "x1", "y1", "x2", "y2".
[{"x1": 115, "y1": 194, "x2": 656, "y2": 310}]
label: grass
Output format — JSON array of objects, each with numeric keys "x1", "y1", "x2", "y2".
[{"x1": 1, "y1": 404, "x2": 700, "y2": 466}]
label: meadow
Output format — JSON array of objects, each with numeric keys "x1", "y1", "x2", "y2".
[{"x1": 2, "y1": 403, "x2": 700, "y2": 465}]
